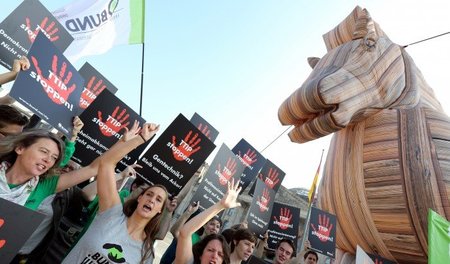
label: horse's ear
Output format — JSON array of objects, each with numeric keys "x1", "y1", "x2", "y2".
[
  {"x1": 323, "y1": 6, "x2": 363, "y2": 51},
  {"x1": 353, "y1": 9, "x2": 379, "y2": 45},
  {"x1": 307, "y1": 57, "x2": 320, "y2": 69}
]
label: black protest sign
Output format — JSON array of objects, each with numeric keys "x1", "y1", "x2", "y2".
[
  {"x1": 308, "y1": 207, "x2": 337, "y2": 258},
  {"x1": 231, "y1": 139, "x2": 266, "y2": 193},
  {"x1": 190, "y1": 144, "x2": 245, "y2": 211},
  {"x1": 136, "y1": 114, "x2": 216, "y2": 196},
  {"x1": 368, "y1": 253, "x2": 396, "y2": 264},
  {"x1": 78, "y1": 62, "x2": 118, "y2": 112},
  {"x1": 249, "y1": 159, "x2": 285, "y2": 196},
  {"x1": 190, "y1": 112, "x2": 219, "y2": 142},
  {"x1": 72, "y1": 89, "x2": 145, "y2": 167},
  {"x1": 10, "y1": 32, "x2": 84, "y2": 137},
  {"x1": 267, "y1": 202, "x2": 300, "y2": 250},
  {"x1": 247, "y1": 178, "x2": 276, "y2": 237},
  {"x1": 0, "y1": 0, "x2": 73, "y2": 70},
  {"x1": 114, "y1": 140, "x2": 151, "y2": 174},
  {"x1": 0, "y1": 198, "x2": 45, "y2": 264}
]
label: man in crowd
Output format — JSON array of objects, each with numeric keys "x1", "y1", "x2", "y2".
[
  {"x1": 0, "y1": 105, "x2": 29, "y2": 138},
  {"x1": 303, "y1": 250, "x2": 318, "y2": 264},
  {"x1": 272, "y1": 238, "x2": 296, "y2": 264}
]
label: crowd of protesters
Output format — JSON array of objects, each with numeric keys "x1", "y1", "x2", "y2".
[{"x1": 0, "y1": 58, "x2": 317, "y2": 264}]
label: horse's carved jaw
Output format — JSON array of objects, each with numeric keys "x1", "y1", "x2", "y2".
[{"x1": 279, "y1": 22, "x2": 406, "y2": 143}]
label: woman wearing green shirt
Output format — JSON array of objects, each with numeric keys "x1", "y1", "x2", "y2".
[{"x1": 0, "y1": 127, "x2": 124, "y2": 210}]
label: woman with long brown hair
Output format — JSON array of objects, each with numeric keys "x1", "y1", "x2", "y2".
[
  {"x1": 174, "y1": 178, "x2": 242, "y2": 264},
  {"x1": 0, "y1": 129, "x2": 82, "y2": 209},
  {"x1": 63, "y1": 121, "x2": 167, "y2": 264}
]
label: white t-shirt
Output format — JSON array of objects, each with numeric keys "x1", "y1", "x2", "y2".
[{"x1": 63, "y1": 204, "x2": 154, "y2": 264}]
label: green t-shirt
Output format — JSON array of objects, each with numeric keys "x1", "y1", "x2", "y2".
[
  {"x1": 192, "y1": 232, "x2": 201, "y2": 245},
  {"x1": 60, "y1": 139, "x2": 76, "y2": 167},
  {"x1": 23, "y1": 175, "x2": 59, "y2": 210}
]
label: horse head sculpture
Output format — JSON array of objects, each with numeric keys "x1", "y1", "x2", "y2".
[
  {"x1": 279, "y1": 6, "x2": 442, "y2": 143},
  {"x1": 279, "y1": 6, "x2": 449, "y2": 263}
]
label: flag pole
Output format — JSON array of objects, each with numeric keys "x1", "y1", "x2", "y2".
[
  {"x1": 139, "y1": 42, "x2": 145, "y2": 116},
  {"x1": 300, "y1": 149, "x2": 324, "y2": 253},
  {"x1": 300, "y1": 200, "x2": 313, "y2": 253}
]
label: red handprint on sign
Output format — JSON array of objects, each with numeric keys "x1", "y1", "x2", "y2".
[
  {"x1": 238, "y1": 149, "x2": 257, "y2": 167},
  {"x1": 97, "y1": 107, "x2": 130, "y2": 137},
  {"x1": 259, "y1": 168, "x2": 280, "y2": 189},
  {"x1": 0, "y1": 218, "x2": 5, "y2": 248},
  {"x1": 171, "y1": 131, "x2": 201, "y2": 161},
  {"x1": 25, "y1": 17, "x2": 59, "y2": 43},
  {"x1": 79, "y1": 76, "x2": 106, "y2": 109},
  {"x1": 197, "y1": 123, "x2": 211, "y2": 139},
  {"x1": 257, "y1": 187, "x2": 271, "y2": 212},
  {"x1": 310, "y1": 214, "x2": 334, "y2": 242},
  {"x1": 274, "y1": 207, "x2": 292, "y2": 230},
  {"x1": 217, "y1": 158, "x2": 237, "y2": 186},
  {"x1": 31, "y1": 55, "x2": 77, "y2": 105}
]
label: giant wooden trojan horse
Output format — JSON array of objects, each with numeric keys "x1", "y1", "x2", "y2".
[{"x1": 278, "y1": 6, "x2": 450, "y2": 264}]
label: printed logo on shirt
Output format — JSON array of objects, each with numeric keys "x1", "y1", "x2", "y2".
[
  {"x1": 80, "y1": 243, "x2": 126, "y2": 264},
  {"x1": 103, "y1": 243, "x2": 126, "y2": 263}
]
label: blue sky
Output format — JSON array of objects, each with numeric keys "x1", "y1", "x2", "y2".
[{"x1": 1, "y1": 0, "x2": 449, "y2": 190}]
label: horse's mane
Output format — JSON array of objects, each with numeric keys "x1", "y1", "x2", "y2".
[{"x1": 322, "y1": 6, "x2": 388, "y2": 51}]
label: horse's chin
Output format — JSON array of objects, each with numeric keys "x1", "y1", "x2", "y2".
[{"x1": 287, "y1": 110, "x2": 344, "y2": 143}]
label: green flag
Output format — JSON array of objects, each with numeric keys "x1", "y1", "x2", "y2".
[{"x1": 428, "y1": 209, "x2": 450, "y2": 263}]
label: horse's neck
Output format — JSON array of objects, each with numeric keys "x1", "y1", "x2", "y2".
[{"x1": 403, "y1": 51, "x2": 443, "y2": 112}]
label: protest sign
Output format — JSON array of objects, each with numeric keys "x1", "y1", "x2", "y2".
[
  {"x1": 0, "y1": 0, "x2": 73, "y2": 69},
  {"x1": 10, "y1": 32, "x2": 83, "y2": 137},
  {"x1": 308, "y1": 207, "x2": 337, "y2": 258},
  {"x1": 136, "y1": 114, "x2": 216, "y2": 196},
  {"x1": 249, "y1": 159, "x2": 285, "y2": 196},
  {"x1": 231, "y1": 139, "x2": 266, "y2": 193},
  {"x1": 267, "y1": 202, "x2": 300, "y2": 250},
  {"x1": 115, "y1": 140, "x2": 151, "y2": 173},
  {"x1": 190, "y1": 112, "x2": 219, "y2": 142},
  {"x1": 247, "y1": 178, "x2": 276, "y2": 237},
  {"x1": 190, "y1": 144, "x2": 245, "y2": 211},
  {"x1": 72, "y1": 89, "x2": 145, "y2": 167},
  {"x1": 78, "y1": 62, "x2": 118, "y2": 112},
  {"x1": 0, "y1": 198, "x2": 45, "y2": 264}
]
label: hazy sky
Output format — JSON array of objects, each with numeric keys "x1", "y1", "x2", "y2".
[{"x1": 1, "y1": 0, "x2": 449, "y2": 190}]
